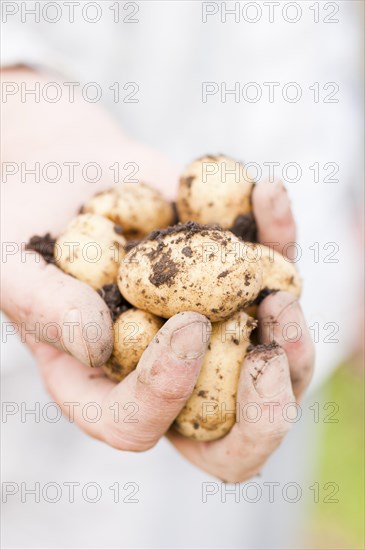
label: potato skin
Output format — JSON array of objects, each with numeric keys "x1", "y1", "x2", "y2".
[
  {"x1": 55, "y1": 213, "x2": 126, "y2": 290},
  {"x1": 174, "y1": 311, "x2": 256, "y2": 441},
  {"x1": 118, "y1": 224, "x2": 262, "y2": 322},
  {"x1": 102, "y1": 308, "x2": 164, "y2": 383},
  {"x1": 81, "y1": 183, "x2": 174, "y2": 239},
  {"x1": 255, "y1": 244, "x2": 302, "y2": 297},
  {"x1": 177, "y1": 155, "x2": 254, "y2": 228}
]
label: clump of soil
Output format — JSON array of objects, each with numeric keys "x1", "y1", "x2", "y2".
[
  {"x1": 251, "y1": 287, "x2": 277, "y2": 306},
  {"x1": 25, "y1": 233, "x2": 56, "y2": 264},
  {"x1": 98, "y1": 283, "x2": 132, "y2": 321},
  {"x1": 230, "y1": 213, "x2": 258, "y2": 243},
  {"x1": 171, "y1": 201, "x2": 179, "y2": 225}
]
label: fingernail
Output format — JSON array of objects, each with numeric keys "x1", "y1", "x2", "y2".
[
  {"x1": 272, "y1": 181, "x2": 290, "y2": 218},
  {"x1": 62, "y1": 308, "x2": 92, "y2": 367},
  {"x1": 253, "y1": 356, "x2": 288, "y2": 398},
  {"x1": 171, "y1": 322, "x2": 207, "y2": 360}
]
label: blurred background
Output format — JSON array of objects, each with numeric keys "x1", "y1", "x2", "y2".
[
  {"x1": 1, "y1": 1, "x2": 364, "y2": 549},
  {"x1": 307, "y1": 358, "x2": 364, "y2": 549}
]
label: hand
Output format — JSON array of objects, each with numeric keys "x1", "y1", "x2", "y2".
[
  {"x1": 1, "y1": 68, "x2": 210, "y2": 452},
  {"x1": 2, "y1": 69, "x2": 314, "y2": 481},
  {"x1": 168, "y1": 181, "x2": 315, "y2": 481}
]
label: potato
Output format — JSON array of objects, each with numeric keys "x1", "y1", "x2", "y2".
[
  {"x1": 177, "y1": 155, "x2": 254, "y2": 228},
  {"x1": 242, "y1": 246, "x2": 301, "y2": 320},
  {"x1": 81, "y1": 182, "x2": 175, "y2": 239},
  {"x1": 102, "y1": 308, "x2": 164, "y2": 382},
  {"x1": 55, "y1": 213, "x2": 126, "y2": 290},
  {"x1": 174, "y1": 311, "x2": 256, "y2": 441},
  {"x1": 118, "y1": 222, "x2": 263, "y2": 322},
  {"x1": 255, "y1": 244, "x2": 302, "y2": 297}
]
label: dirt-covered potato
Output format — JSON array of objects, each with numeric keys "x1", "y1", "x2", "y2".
[
  {"x1": 176, "y1": 155, "x2": 254, "y2": 228},
  {"x1": 118, "y1": 222, "x2": 262, "y2": 322},
  {"x1": 81, "y1": 182, "x2": 175, "y2": 239},
  {"x1": 55, "y1": 213, "x2": 126, "y2": 290},
  {"x1": 102, "y1": 308, "x2": 164, "y2": 383},
  {"x1": 174, "y1": 311, "x2": 256, "y2": 441},
  {"x1": 255, "y1": 244, "x2": 302, "y2": 297}
]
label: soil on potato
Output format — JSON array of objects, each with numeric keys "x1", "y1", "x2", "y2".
[
  {"x1": 138, "y1": 220, "x2": 260, "y2": 290},
  {"x1": 140, "y1": 221, "x2": 225, "y2": 289},
  {"x1": 125, "y1": 239, "x2": 141, "y2": 253},
  {"x1": 146, "y1": 216, "x2": 257, "y2": 245},
  {"x1": 146, "y1": 220, "x2": 222, "y2": 241},
  {"x1": 98, "y1": 283, "x2": 132, "y2": 321},
  {"x1": 25, "y1": 233, "x2": 56, "y2": 264},
  {"x1": 148, "y1": 248, "x2": 179, "y2": 287}
]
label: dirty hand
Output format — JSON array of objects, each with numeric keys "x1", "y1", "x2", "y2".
[
  {"x1": 2, "y1": 69, "x2": 314, "y2": 481},
  {"x1": 168, "y1": 182, "x2": 315, "y2": 481}
]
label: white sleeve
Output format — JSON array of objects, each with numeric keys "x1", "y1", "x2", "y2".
[{"x1": 1, "y1": 20, "x2": 72, "y2": 77}]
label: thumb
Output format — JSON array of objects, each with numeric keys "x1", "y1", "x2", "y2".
[{"x1": 1, "y1": 249, "x2": 113, "y2": 367}]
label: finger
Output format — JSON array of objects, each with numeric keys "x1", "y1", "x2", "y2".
[
  {"x1": 257, "y1": 291, "x2": 315, "y2": 399},
  {"x1": 252, "y1": 180, "x2": 296, "y2": 259},
  {"x1": 2, "y1": 250, "x2": 113, "y2": 367},
  {"x1": 37, "y1": 312, "x2": 211, "y2": 452},
  {"x1": 168, "y1": 344, "x2": 294, "y2": 482}
]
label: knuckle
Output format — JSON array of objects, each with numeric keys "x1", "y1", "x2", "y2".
[
  {"x1": 286, "y1": 338, "x2": 315, "y2": 382},
  {"x1": 146, "y1": 380, "x2": 192, "y2": 403},
  {"x1": 262, "y1": 420, "x2": 291, "y2": 441},
  {"x1": 284, "y1": 331, "x2": 314, "y2": 361},
  {"x1": 137, "y1": 359, "x2": 195, "y2": 403},
  {"x1": 258, "y1": 413, "x2": 292, "y2": 441},
  {"x1": 103, "y1": 426, "x2": 157, "y2": 453}
]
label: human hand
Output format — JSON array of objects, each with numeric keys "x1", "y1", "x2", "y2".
[
  {"x1": 1, "y1": 68, "x2": 211, "y2": 453},
  {"x1": 2, "y1": 70, "x2": 314, "y2": 481},
  {"x1": 168, "y1": 180, "x2": 315, "y2": 481}
]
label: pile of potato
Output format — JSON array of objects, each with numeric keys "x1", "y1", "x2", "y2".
[{"x1": 55, "y1": 155, "x2": 301, "y2": 441}]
